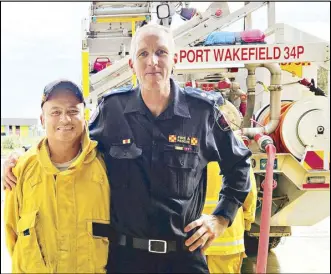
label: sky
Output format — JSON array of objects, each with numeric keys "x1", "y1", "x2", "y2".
[{"x1": 1, "y1": 2, "x2": 330, "y2": 119}]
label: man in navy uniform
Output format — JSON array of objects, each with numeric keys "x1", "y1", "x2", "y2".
[{"x1": 89, "y1": 23, "x2": 252, "y2": 273}]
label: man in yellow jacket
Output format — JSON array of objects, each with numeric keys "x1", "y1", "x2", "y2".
[
  {"x1": 203, "y1": 159, "x2": 257, "y2": 273},
  {"x1": 4, "y1": 80, "x2": 110, "y2": 273}
]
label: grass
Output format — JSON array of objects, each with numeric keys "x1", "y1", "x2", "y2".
[{"x1": 1, "y1": 136, "x2": 43, "y2": 157}]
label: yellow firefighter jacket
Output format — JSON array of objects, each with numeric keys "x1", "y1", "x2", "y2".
[
  {"x1": 5, "y1": 129, "x2": 110, "y2": 273},
  {"x1": 203, "y1": 161, "x2": 257, "y2": 256}
]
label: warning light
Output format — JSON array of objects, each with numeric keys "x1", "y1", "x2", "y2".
[{"x1": 215, "y1": 9, "x2": 222, "y2": 17}]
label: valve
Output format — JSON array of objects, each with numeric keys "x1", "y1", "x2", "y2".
[{"x1": 254, "y1": 133, "x2": 274, "y2": 153}]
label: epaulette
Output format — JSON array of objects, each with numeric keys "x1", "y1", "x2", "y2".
[
  {"x1": 184, "y1": 87, "x2": 225, "y2": 107},
  {"x1": 102, "y1": 85, "x2": 134, "y2": 101},
  {"x1": 91, "y1": 85, "x2": 134, "y2": 124}
]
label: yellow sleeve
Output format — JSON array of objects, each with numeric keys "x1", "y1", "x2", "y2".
[
  {"x1": 243, "y1": 167, "x2": 257, "y2": 231},
  {"x1": 4, "y1": 166, "x2": 21, "y2": 257},
  {"x1": 231, "y1": 133, "x2": 258, "y2": 230}
]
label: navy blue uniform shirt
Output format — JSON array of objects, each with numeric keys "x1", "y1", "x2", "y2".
[{"x1": 89, "y1": 78, "x2": 252, "y2": 241}]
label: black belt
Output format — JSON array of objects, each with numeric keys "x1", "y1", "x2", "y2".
[
  {"x1": 92, "y1": 223, "x2": 186, "y2": 254},
  {"x1": 117, "y1": 234, "x2": 180, "y2": 254}
]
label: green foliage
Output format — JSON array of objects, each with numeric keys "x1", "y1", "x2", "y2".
[
  {"x1": 1, "y1": 135, "x2": 21, "y2": 150},
  {"x1": 1, "y1": 135, "x2": 42, "y2": 156},
  {"x1": 317, "y1": 67, "x2": 329, "y2": 95}
]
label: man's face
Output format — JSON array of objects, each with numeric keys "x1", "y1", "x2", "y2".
[
  {"x1": 41, "y1": 90, "x2": 85, "y2": 144},
  {"x1": 131, "y1": 30, "x2": 175, "y2": 90}
]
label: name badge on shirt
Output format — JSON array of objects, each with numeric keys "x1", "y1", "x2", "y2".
[{"x1": 169, "y1": 135, "x2": 198, "y2": 146}]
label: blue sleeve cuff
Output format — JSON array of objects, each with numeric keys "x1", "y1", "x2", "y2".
[{"x1": 212, "y1": 196, "x2": 240, "y2": 227}]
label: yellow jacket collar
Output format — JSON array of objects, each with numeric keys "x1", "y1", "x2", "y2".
[{"x1": 37, "y1": 127, "x2": 97, "y2": 175}]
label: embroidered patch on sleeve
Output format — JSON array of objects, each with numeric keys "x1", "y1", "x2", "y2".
[{"x1": 216, "y1": 112, "x2": 231, "y2": 131}]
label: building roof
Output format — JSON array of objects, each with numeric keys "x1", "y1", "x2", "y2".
[{"x1": 1, "y1": 118, "x2": 38, "y2": 126}]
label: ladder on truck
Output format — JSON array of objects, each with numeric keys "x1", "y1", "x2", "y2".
[{"x1": 81, "y1": 1, "x2": 153, "y2": 108}]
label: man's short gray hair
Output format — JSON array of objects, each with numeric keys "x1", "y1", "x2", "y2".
[{"x1": 130, "y1": 23, "x2": 175, "y2": 61}]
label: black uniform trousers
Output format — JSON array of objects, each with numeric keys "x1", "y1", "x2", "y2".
[{"x1": 107, "y1": 244, "x2": 210, "y2": 273}]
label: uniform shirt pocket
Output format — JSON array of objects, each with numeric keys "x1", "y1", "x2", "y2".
[
  {"x1": 21, "y1": 171, "x2": 43, "y2": 208},
  {"x1": 164, "y1": 151, "x2": 199, "y2": 169},
  {"x1": 162, "y1": 146, "x2": 200, "y2": 199},
  {"x1": 107, "y1": 143, "x2": 142, "y2": 189},
  {"x1": 109, "y1": 143, "x2": 142, "y2": 159},
  {"x1": 87, "y1": 220, "x2": 110, "y2": 273},
  {"x1": 16, "y1": 210, "x2": 47, "y2": 271}
]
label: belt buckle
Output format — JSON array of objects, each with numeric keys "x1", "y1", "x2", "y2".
[{"x1": 148, "y1": 239, "x2": 167, "y2": 254}]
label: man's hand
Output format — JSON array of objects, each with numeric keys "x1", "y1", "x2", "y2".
[
  {"x1": 2, "y1": 151, "x2": 21, "y2": 191},
  {"x1": 184, "y1": 214, "x2": 230, "y2": 252}
]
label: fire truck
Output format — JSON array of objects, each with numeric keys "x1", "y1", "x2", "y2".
[{"x1": 81, "y1": 2, "x2": 330, "y2": 253}]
